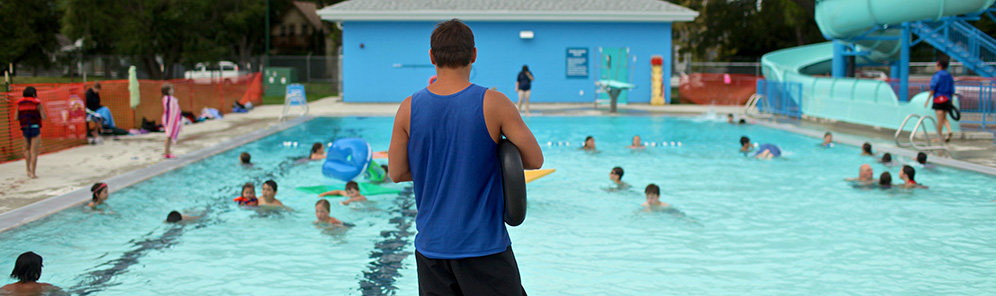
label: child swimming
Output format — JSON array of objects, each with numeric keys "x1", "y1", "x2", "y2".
[
  {"x1": 258, "y1": 180, "x2": 287, "y2": 207},
  {"x1": 318, "y1": 181, "x2": 368, "y2": 205},
  {"x1": 314, "y1": 199, "x2": 351, "y2": 227},
  {"x1": 87, "y1": 182, "x2": 110, "y2": 209},
  {"x1": 233, "y1": 182, "x2": 259, "y2": 206},
  {"x1": 642, "y1": 184, "x2": 670, "y2": 209}
]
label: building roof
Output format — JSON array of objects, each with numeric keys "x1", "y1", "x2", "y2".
[
  {"x1": 318, "y1": 0, "x2": 698, "y2": 22},
  {"x1": 293, "y1": 1, "x2": 326, "y2": 29}
]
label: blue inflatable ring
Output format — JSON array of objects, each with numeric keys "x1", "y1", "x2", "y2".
[{"x1": 322, "y1": 138, "x2": 372, "y2": 181}]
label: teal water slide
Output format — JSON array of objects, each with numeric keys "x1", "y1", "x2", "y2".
[{"x1": 761, "y1": 0, "x2": 996, "y2": 131}]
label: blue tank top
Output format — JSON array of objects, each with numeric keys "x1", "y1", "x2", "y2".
[{"x1": 408, "y1": 83, "x2": 510, "y2": 259}]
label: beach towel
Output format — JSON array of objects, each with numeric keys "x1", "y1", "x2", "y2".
[{"x1": 162, "y1": 95, "x2": 182, "y2": 143}]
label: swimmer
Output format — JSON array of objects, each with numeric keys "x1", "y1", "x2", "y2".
[
  {"x1": 1, "y1": 252, "x2": 62, "y2": 295},
  {"x1": 233, "y1": 182, "x2": 259, "y2": 206},
  {"x1": 642, "y1": 184, "x2": 670, "y2": 210},
  {"x1": 581, "y1": 136, "x2": 596, "y2": 151},
  {"x1": 87, "y1": 182, "x2": 110, "y2": 209},
  {"x1": 861, "y1": 142, "x2": 874, "y2": 156},
  {"x1": 318, "y1": 181, "x2": 368, "y2": 205},
  {"x1": 878, "y1": 172, "x2": 893, "y2": 188},
  {"x1": 898, "y1": 165, "x2": 928, "y2": 189},
  {"x1": 240, "y1": 152, "x2": 252, "y2": 166},
  {"x1": 914, "y1": 152, "x2": 937, "y2": 169},
  {"x1": 740, "y1": 136, "x2": 780, "y2": 159},
  {"x1": 310, "y1": 142, "x2": 326, "y2": 160},
  {"x1": 627, "y1": 135, "x2": 645, "y2": 149},
  {"x1": 821, "y1": 132, "x2": 834, "y2": 147},
  {"x1": 165, "y1": 210, "x2": 200, "y2": 223},
  {"x1": 608, "y1": 167, "x2": 630, "y2": 190},
  {"x1": 881, "y1": 153, "x2": 893, "y2": 165},
  {"x1": 845, "y1": 164, "x2": 876, "y2": 183},
  {"x1": 738, "y1": 119, "x2": 746, "y2": 125},
  {"x1": 727, "y1": 113, "x2": 735, "y2": 124},
  {"x1": 257, "y1": 180, "x2": 286, "y2": 207},
  {"x1": 314, "y1": 199, "x2": 349, "y2": 227}
]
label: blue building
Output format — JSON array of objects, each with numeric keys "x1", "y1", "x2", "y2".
[{"x1": 318, "y1": 0, "x2": 697, "y2": 103}]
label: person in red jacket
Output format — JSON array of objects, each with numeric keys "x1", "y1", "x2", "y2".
[{"x1": 15, "y1": 87, "x2": 45, "y2": 178}]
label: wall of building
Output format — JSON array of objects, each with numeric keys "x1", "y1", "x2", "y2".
[{"x1": 341, "y1": 21, "x2": 672, "y2": 103}]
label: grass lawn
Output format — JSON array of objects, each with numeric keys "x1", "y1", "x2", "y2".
[{"x1": 262, "y1": 82, "x2": 337, "y2": 105}]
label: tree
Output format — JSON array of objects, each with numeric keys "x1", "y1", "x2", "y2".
[{"x1": 0, "y1": 0, "x2": 61, "y2": 75}]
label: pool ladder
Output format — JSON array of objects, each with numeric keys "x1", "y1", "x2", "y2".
[
  {"x1": 744, "y1": 94, "x2": 773, "y2": 118},
  {"x1": 894, "y1": 114, "x2": 950, "y2": 152},
  {"x1": 279, "y1": 92, "x2": 309, "y2": 121}
]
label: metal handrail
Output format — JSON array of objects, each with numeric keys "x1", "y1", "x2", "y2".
[
  {"x1": 894, "y1": 113, "x2": 949, "y2": 152},
  {"x1": 744, "y1": 93, "x2": 772, "y2": 118},
  {"x1": 279, "y1": 93, "x2": 309, "y2": 121}
]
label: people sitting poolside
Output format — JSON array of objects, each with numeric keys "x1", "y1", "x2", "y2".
[
  {"x1": 314, "y1": 199, "x2": 351, "y2": 227},
  {"x1": 165, "y1": 210, "x2": 200, "y2": 223},
  {"x1": 257, "y1": 180, "x2": 287, "y2": 207},
  {"x1": 240, "y1": 152, "x2": 252, "y2": 166},
  {"x1": 581, "y1": 136, "x2": 596, "y2": 151},
  {"x1": 627, "y1": 135, "x2": 645, "y2": 149},
  {"x1": 845, "y1": 164, "x2": 876, "y2": 184},
  {"x1": 234, "y1": 182, "x2": 259, "y2": 206},
  {"x1": 87, "y1": 182, "x2": 110, "y2": 209},
  {"x1": 310, "y1": 142, "x2": 326, "y2": 160},
  {"x1": 899, "y1": 165, "x2": 928, "y2": 189},
  {"x1": 318, "y1": 181, "x2": 368, "y2": 205},
  {"x1": 878, "y1": 172, "x2": 893, "y2": 188},
  {"x1": 642, "y1": 184, "x2": 670, "y2": 210},
  {"x1": 861, "y1": 142, "x2": 874, "y2": 156},
  {"x1": 607, "y1": 166, "x2": 630, "y2": 191},
  {"x1": 740, "y1": 136, "x2": 780, "y2": 159},
  {"x1": 1, "y1": 252, "x2": 62, "y2": 295},
  {"x1": 881, "y1": 153, "x2": 894, "y2": 165},
  {"x1": 821, "y1": 132, "x2": 834, "y2": 147}
]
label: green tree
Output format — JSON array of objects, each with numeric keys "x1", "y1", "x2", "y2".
[{"x1": 0, "y1": 0, "x2": 61, "y2": 75}]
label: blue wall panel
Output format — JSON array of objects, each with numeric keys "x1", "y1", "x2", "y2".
[{"x1": 342, "y1": 21, "x2": 672, "y2": 103}]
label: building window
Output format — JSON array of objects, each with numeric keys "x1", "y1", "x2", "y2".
[
  {"x1": 303, "y1": 24, "x2": 309, "y2": 35},
  {"x1": 280, "y1": 25, "x2": 286, "y2": 36},
  {"x1": 289, "y1": 24, "x2": 295, "y2": 36}
]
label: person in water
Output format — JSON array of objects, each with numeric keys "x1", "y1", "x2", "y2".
[
  {"x1": 821, "y1": 132, "x2": 834, "y2": 147},
  {"x1": 314, "y1": 199, "x2": 348, "y2": 227},
  {"x1": 318, "y1": 181, "x2": 368, "y2": 205},
  {"x1": 608, "y1": 167, "x2": 630, "y2": 190},
  {"x1": 740, "y1": 136, "x2": 781, "y2": 159},
  {"x1": 233, "y1": 183, "x2": 259, "y2": 206},
  {"x1": 581, "y1": 136, "x2": 596, "y2": 151},
  {"x1": 257, "y1": 180, "x2": 286, "y2": 207},
  {"x1": 642, "y1": 184, "x2": 670, "y2": 209},
  {"x1": 310, "y1": 142, "x2": 326, "y2": 160},
  {"x1": 1, "y1": 252, "x2": 61, "y2": 295},
  {"x1": 87, "y1": 182, "x2": 110, "y2": 209},
  {"x1": 240, "y1": 152, "x2": 252, "y2": 166},
  {"x1": 861, "y1": 142, "x2": 874, "y2": 156},
  {"x1": 881, "y1": 153, "x2": 894, "y2": 165},
  {"x1": 845, "y1": 164, "x2": 876, "y2": 183},
  {"x1": 727, "y1": 113, "x2": 735, "y2": 124},
  {"x1": 878, "y1": 172, "x2": 893, "y2": 188},
  {"x1": 627, "y1": 135, "x2": 645, "y2": 149},
  {"x1": 165, "y1": 210, "x2": 200, "y2": 223},
  {"x1": 898, "y1": 165, "x2": 928, "y2": 189}
]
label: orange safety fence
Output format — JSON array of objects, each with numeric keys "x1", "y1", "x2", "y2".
[
  {"x1": 1, "y1": 73, "x2": 262, "y2": 163},
  {"x1": 678, "y1": 73, "x2": 760, "y2": 105}
]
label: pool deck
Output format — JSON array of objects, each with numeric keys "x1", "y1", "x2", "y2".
[{"x1": 1, "y1": 97, "x2": 993, "y2": 230}]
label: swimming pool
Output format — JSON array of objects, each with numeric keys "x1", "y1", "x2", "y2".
[{"x1": 2, "y1": 116, "x2": 994, "y2": 295}]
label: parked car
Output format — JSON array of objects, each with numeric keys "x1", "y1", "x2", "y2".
[{"x1": 184, "y1": 61, "x2": 249, "y2": 82}]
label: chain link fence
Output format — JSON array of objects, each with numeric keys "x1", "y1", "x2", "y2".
[{"x1": 267, "y1": 55, "x2": 340, "y2": 93}]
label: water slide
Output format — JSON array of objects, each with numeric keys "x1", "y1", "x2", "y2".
[{"x1": 761, "y1": 0, "x2": 996, "y2": 131}]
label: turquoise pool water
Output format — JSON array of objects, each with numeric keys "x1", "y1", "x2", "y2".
[{"x1": 2, "y1": 116, "x2": 994, "y2": 295}]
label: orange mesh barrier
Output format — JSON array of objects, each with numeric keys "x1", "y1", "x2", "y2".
[
  {"x1": 1, "y1": 73, "x2": 262, "y2": 163},
  {"x1": 678, "y1": 73, "x2": 760, "y2": 105}
]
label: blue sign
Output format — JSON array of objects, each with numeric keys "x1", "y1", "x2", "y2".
[
  {"x1": 566, "y1": 48, "x2": 589, "y2": 78},
  {"x1": 285, "y1": 83, "x2": 307, "y2": 106}
]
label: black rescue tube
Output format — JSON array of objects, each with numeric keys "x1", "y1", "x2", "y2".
[
  {"x1": 498, "y1": 139, "x2": 527, "y2": 226},
  {"x1": 949, "y1": 105, "x2": 961, "y2": 121}
]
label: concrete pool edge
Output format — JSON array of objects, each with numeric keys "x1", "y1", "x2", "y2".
[
  {"x1": 0, "y1": 116, "x2": 314, "y2": 233},
  {"x1": 751, "y1": 118, "x2": 996, "y2": 177}
]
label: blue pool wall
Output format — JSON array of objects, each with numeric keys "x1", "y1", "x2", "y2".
[{"x1": 341, "y1": 21, "x2": 673, "y2": 103}]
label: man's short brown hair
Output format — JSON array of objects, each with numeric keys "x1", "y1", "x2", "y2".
[{"x1": 431, "y1": 19, "x2": 475, "y2": 68}]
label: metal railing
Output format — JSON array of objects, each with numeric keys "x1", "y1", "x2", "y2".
[{"x1": 894, "y1": 114, "x2": 950, "y2": 152}]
